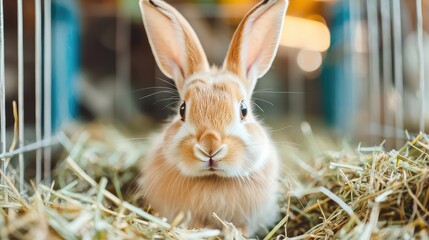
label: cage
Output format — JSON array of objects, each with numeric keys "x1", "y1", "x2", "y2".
[{"x1": 0, "y1": 0, "x2": 428, "y2": 239}]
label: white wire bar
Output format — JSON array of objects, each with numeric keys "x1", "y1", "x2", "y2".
[
  {"x1": 349, "y1": 0, "x2": 361, "y2": 136},
  {"x1": 35, "y1": 0, "x2": 42, "y2": 185},
  {"x1": 0, "y1": 0, "x2": 6, "y2": 199},
  {"x1": 380, "y1": 0, "x2": 392, "y2": 138},
  {"x1": 17, "y1": 0, "x2": 25, "y2": 193},
  {"x1": 0, "y1": 137, "x2": 57, "y2": 160},
  {"x1": 392, "y1": 0, "x2": 404, "y2": 146},
  {"x1": 366, "y1": 0, "x2": 381, "y2": 141},
  {"x1": 44, "y1": 0, "x2": 52, "y2": 181},
  {"x1": 416, "y1": 0, "x2": 425, "y2": 132}
]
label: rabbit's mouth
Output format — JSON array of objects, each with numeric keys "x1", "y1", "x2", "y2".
[
  {"x1": 201, "y1": 165, "x2": 226, "y2": 176},
  {"x1": 205, "y1": 160, "x2": 219, "y2": 172},
  {"x1": 209, "y1": 158, "x2": 218, "y2": 169}
]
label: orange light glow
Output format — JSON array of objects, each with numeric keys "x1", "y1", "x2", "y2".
[{"x1": 280, "y1": 16, "x2": 331, "y2": 52}]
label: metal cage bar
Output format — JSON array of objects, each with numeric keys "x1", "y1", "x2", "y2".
[
  {"x1": 0, "y1": 0, "x2": 6, "y2": 199},
  {"x1": 366, "y1": 0, "x2": 381, "y2": 141},
  {"x1": 349, "y1": 0, "x2": 361, "y2": 137},
  {"x1": 17, "y1": 0, "x2": 25, "y2": 193},
  {"x1": 416, "y1": 0, "x2": 425, "y2": 132},
  {"x1": 380, "y1": 0, "x2": 393, "y2": 137},
  {"x1": 392, "y1": 0, "x2": 404, "y2": 146},
  {"x1": 0, "y1": 137, "x2": 57, "y2": 160},
  {"x1": 44, "y1": 0, "x2": 52, "y2": 181},
  {"x1": 35, "y1": 0, "x2": 43, "y2": 185}
]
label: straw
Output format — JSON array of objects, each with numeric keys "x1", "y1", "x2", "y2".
[{"x1": 0, "y1": 122, "x2": 428, "y2": 239}]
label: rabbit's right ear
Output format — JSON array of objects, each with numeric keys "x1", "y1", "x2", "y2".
[
  {"x1": 223, "y1": 0, "x2": 288, "y2": 94},
  {"x1": 140, "y1": 0, "x2": 209, "y2": 93}
]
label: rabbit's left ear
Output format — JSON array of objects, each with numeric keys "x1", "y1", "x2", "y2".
[{"x1": 223, "y1": 0, "x2": 288, "y2": 93}]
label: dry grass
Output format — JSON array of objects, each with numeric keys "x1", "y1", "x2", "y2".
[
  {"x1": 275, "y1": 125, "x2": 429, "y2": 239},
  {"x1": 0, "y1": 122, "x2": 428, "y2": 239}
]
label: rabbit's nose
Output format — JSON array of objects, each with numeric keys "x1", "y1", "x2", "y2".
[
  {"x1": 194, "y1": 143, "x2": 227, "y2": 165},
  {"x1": 199, "y1": 131, "x2": 222, "y2": 156},
  {"x1": 195, "y1": 144, "x2": 225, "y2": 158}
]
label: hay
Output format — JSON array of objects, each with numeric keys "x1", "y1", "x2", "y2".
[
  {"x1": 279, "y1": 129, "x2": 429, "y2": 239},
  {"x1": 0, "y1": 122, "x2": 428, "y2": 239}
]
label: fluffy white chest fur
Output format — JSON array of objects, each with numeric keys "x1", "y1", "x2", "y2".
[{"x1": 140, "y1": 136, "x2": 280, "y2": 236}]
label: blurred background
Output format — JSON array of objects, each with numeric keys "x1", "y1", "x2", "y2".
[{"x1": 1, "y1": 0, "x2": 429, "y2": 153}]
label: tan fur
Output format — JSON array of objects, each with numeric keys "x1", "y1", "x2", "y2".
[
  {"x1": 141, "y1": 138, "x2": 279, "y2": 236},
  {"x1": 224, "y1": 0, "x2": 272, "y2": 79},
  {"x1": 138, "y1": 0, "x2": 288, "y2": 236},
  {"x1": 186, "y1": 80, "x2": 240, "y2": 129},
  {"x1": 140, "y1": 0, "x2": 210, "y2": 91},
  {"x1": 184, "y1": 33, "x2": 203, "y2": 77},
  {"x1": 139, "y1": 77, "x2": 280, "y2": 236},
  {"x1": 223, "y1": 0, "x2": 288, "y2": 93},
  {"x1": 224, "y1": 11, "x2": 246, "y2": 78}
]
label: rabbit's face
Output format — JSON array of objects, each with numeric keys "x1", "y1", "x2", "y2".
[
  {"x1": 162, "y1": 72, "x2": 270, "y2": 178},
  {"x1": 140, "y1": 0, "x2": 287, "y2": 177}
]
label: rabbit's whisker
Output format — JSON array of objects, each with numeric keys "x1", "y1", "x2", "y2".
[
  {"x1": 252, "y1": 97, "x2": 274, "y2": 106},
  {"x1": 139, "y1": 90, "x2": 178, "y2": 100},
  {"x1": 252, "y1": 101, "x2": 264, "y2": 113}
]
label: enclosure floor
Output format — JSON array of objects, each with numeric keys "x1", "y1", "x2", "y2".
[{"x1": 1, "y1": 121, "x2": 428, "y2": 239}]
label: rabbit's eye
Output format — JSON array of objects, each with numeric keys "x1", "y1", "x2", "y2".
[
  {"x1": 180, "y1": 102, "x2": 186, "y2": 121},
  {"x1": 240, "y1": 101, "x2": 247, "y2": 120}
]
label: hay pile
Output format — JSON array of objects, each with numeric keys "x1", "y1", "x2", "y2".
[
  {"x1": 275, "y1": 125, "x2": 429, "y2": 239},
  {"x1": 0, "y1": 123, "x2": 428, "y2": 239}
]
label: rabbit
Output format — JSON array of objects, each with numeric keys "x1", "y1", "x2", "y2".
[{"x1": 138, "y1": 0, "x2": 288, "y2": 236}]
